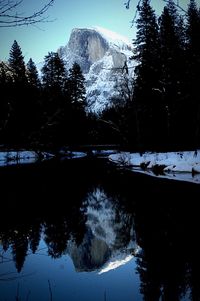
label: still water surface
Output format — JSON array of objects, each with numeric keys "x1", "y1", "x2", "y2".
[{"x1": 0, "y1": 158, "x2": 200, "y2": 301}]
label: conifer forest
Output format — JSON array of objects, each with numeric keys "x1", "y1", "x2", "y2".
[{"x1": 1, "y1": 0, "x2": 200, "y2": 152}]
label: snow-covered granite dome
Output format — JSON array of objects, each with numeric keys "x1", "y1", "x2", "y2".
[{"x1": 58, "y1": 26, "x2": 135, "y2": 112}]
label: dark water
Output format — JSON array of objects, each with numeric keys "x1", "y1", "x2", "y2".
[{"x1": 0, "y1": 158, "x2": 200, "y2": 301}]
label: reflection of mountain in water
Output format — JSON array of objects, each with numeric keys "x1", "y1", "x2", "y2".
[
  {"x1": 68, "y1": 188, "x2": 138, "y2": 272},
  {"x1": 0, "y1": 186, "x2": 138, "y2": 274},
  {"x1": 0, "y1": 185, "x2": 138, "y2": 274}
]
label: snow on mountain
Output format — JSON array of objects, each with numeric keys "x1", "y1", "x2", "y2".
[
  {"x1": 98, "y1": 254, "x2": 134, "y2": 275},
  {"x1": 94, "y1": 26, "x2": 133, "y2": 51},
  {"x1": 58, "y1": 27, "x2": 135, "y2": 112}
]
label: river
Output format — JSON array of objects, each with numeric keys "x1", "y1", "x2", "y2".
[{"x1": 0, "y1": 157, "x2": 200, "y2": 301}]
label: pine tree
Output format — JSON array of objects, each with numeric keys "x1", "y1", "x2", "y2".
[
  {"x1": 0, "y1": 62, "x2": 12, "y2": 140},
  {"x1": 25, "y1": 58, "x2": 43, "y2": 145},
  {"x1": 40, "y1": 52, "x2": 67, "y2": 148},
  {"x1": 132, "y1": 0, "x2": 161, "y2": 150},
  {"x1": 133, "y1": 0, "x2": 160, "y2": 102},
  {"x1": 8, "y1": 40, "x2": 27, "y2": 84},
  {"x1": 158, "y1": 0, "x2": 186, "y2": 148},
  {"x1": 185, "y1": 0, "x2": 200, "y2": 148},
  {"x1": 63, "y1": 62, "x2": 87, "y2": 145},
  {"x1": 186, "y1": 0, "x2": 200, "y2": 55},
  {"x1": 159, "y1": 1, "x2": 181, "y2": 88},
  {"x1": 26, "y1": 58, "x2": 40, "y2": 87},
  {"x1": 185, "y1": 0, "x2": 200, "y2": 94},
  {"x1": 41, "y1": 51, "x2": 67, "y2": 125},
  {"x1": 66, "y1": 62, "x2": 86, "y2": 109},
  {"x1": 6, "y1": 40, "x2": 28, "y2": 145},
  {"x1": 42, "y1": 52, "x2": 66, "y2": 91}
]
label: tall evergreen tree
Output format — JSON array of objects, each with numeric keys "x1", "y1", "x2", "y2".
[
  {"x1": 41, "y1": 51, "x2": 67, "y2": 122},
  {"x1": 132, "y1": 0, "x2": 161, "y2": 150},
  {"x1": 64, "y1": 62, "x2": 87, "y2": 145},
  {"x1": 0, "y1": 62, "x2": 12, "y2": 140},
  {"x1": 66, "y1": 62, "x2": 86, "y2": 109},
  {"x1": 186, "y1": 0, "x2": 200, "y2": 54},
  {"x1": 185, "y1": 0, "x2": 200, "y2": 148},
  {"x1": 40, "y1": 52, "x2": 67, "y2": 147},
  {"x1": 159, "y1": 0, "x2": 186, "y2": 148},
  {"x1": 26, "y1": 58, "x2": 40, "y2": 87},
  {"x1": 133, "y1": 0, "x2": 160, "y2": 103},
  {"x1": 8, "y1": 40, "x2": 27, "y2": 84},
  {"x1": 6, "y1": 40, "x2": 29, "y2": 145},
  {"x1": 42, "y1": 52, "x2": 66, "y2": 91},
  {"x1": 25, "y1": 58, "x2": 42, "y2": 145}
]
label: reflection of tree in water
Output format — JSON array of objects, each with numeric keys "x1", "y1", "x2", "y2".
[
  {"x1": 0, "y1": 203, "x2": 87, "y2": 270},
  {"x1": 12, "y1": 232, "x2": 29, "y2": 273},
  {"x1": 29, "y1": 222, "x2": 42, "y2": 254},
  {"x1": 134, "y1": 196, "x2": 200, "y2": 301},
  {"x1": 0, "y1": 222, "x2": 41, "y2": 272},
  {"x1": 101, "y1": 168, "x2": 200, "y2": 301},
  {"x1": 44, "y1": 217, "x2": 72, "y2": 258}
]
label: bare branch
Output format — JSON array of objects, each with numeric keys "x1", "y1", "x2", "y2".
[
  {"x1": 0, "y1": 0, "x2": 54, "y2": 27},
  {"x1": 124, "y1": 0, "x2": 131, "y2": 9},
  {"x1": 0, "y1": 0, "x2": 23, "y2": 15}
]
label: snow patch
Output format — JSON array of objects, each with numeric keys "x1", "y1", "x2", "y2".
[
  {"x1": 94, "y1": 26, "x2": 132, "y2": 50},
  {"x1": 109, "y1": 150, "x2": 200, "y2": 184},
  {"x1": 98, "y1": 254, "x2": 133, "y2": 274}
]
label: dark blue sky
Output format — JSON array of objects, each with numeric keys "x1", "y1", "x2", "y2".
[{"x1": 0, "y1": 0, "x2": 198, "y2": 63}]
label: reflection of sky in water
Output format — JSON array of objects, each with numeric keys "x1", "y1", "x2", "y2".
[
  {"x1": 0, "y1": 239, "x2": 141, "y2": 301},
  {"x1": 0, "y1": 188, "x2": 141, "y2": 301}
]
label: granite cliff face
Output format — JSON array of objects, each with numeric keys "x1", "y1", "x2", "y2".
[
  {"x1": 58, "y1": 27, "x2": 134, "y2": 111},
  {"x1": 62, "y1": 28, "x2": 109, "y2": 73}
]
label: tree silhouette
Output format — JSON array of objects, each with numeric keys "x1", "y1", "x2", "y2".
[
  {"x1": 25, "y1": 58, "x2": 43, "y2": 145},
  {"x1": 132, "y1": 0, "x2": 161, "y2": 150},
  {"x1": 29, "y1": 223, "x2": 42, "y2": 254},
  {"x1": 66, "y1": 62, "x2": 86, "y2": 109},
  {"x1": 63, "y1": 62, "x2": 87, "y2": 145},
  {"x1": 5, "y1": 40, "x2": 29, "y2": 144},
  {"x1": 185, "y1": 0, "x2": 200, "y2": 148},
  {"x1": 12, "y1": 230, "x2": 29, "y2": 272},
  {"x1": 40, "y1": 51, "x2": 67, "y2": 147},
  {"x1": 26, "y1": 58, "x2": 40, "y2": 88},
  {"x1": 42, "y1": 52, "x2": 66, "y2": 91},
  {"x1": 0, "y1": 61, "x2": 13, "y2": 140},
  {"x1": 8, "y1": 40, "x2": 27, "y2": 84},
  {"x1": 158, "y1": 0, "x2": 186, "y2": 148}
]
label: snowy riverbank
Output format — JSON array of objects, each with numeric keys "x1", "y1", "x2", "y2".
[
  {"x1": 0, "y1": 150, "x2": 54, "y2": 167},
  {"x1": 109, "y1": 150, "x2": 200, "y2": 184}
]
